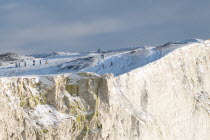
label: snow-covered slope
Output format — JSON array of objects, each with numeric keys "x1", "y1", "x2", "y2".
[
  {"x1": 0, "y1": 39, "x2": 210, "y2": 140},
  {"x1": 0, "y1": 39, "x2": 205, "y2": 77}
]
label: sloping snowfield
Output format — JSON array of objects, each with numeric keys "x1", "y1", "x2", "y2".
[{"x1": 0, "y1": 39, "x2": 205, "y2": 77}]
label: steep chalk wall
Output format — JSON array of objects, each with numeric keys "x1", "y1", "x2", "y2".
[
  {"x1": 0, "y1": 73, "x2": 105, "y2": 140},
  {"x1": 102, "y1": 42, "x2": 210, "y2": 140},
  {"x1": 0, "y1": 41, "x2": 210, "y2": 140}
]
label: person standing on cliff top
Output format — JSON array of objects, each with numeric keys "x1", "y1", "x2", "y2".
[
  {"x1": 45, "y1": 60, "x2": 48, "y2": 64},
  {"x1": 110, "y1": 61, "x2": 113, "y2": 67},
  {"x1": 15, "y1": 62, "x2": 18, "y2": 67}
]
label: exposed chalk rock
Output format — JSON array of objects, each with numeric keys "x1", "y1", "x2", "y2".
[{"x1": 0, "y1": 40, "x2": 209, "y2": 140}]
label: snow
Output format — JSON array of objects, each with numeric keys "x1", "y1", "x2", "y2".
[
  {"x1": 29, "y1": 105, "x2": 72, "y2": 128},
  {"x1": 0, "y1": 39, "x2": 206, "y2": 77}
]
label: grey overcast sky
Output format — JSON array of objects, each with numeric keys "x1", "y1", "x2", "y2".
[{"x1": 0, "y1": 0, "x2": 210, "y2": 54}]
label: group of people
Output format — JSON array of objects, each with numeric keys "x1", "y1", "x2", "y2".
[
  {"x1": 15, "y1": 60, "x2": 48, "y2": 67},
  {"x1": 32, "y1": 60, "x2": 48, "y2": 65},
  {"x1": 99, "y1": 50, "x2": 114, "y2": 69},
  {"x1": 101, "y1": 61, "x2": 113, "y2": 69},
  {"x1": 14, "y1": 48, "x2": 114, "y2": 69}
]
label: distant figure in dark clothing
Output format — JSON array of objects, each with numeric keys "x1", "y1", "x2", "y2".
[
  {"x1": 18, "y1": 62, "x2": 21, "y2": 67},
  {"x1": 33, "y1": 60, "x2": 35, "y2": 66},
  {"x1": 101, "y1": 54, "x2": 104, "y2": 59},
  {"x1": 15, "y1": 62, "x2": 18, "y2": 67},
  {"x1": 24, "y1": 62, "x2": 26, "y2": 67},
  {"x1": 110, "y1": 62, "x2": 113, "y2": 67},
  {"x1": 40, "y1": 60, "x2": 42, "y2": 65}
]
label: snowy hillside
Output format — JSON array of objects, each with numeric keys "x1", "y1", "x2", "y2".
[
  {"x1": 0, "y1": 38, "x2": 210, "y2": 140},
  {"x1": 0, "y1": 39, "x2": 206, "y2": 77}
]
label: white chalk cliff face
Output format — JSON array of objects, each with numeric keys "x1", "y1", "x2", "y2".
[{"x1": 0, "y1": 40, "x2": 210, "y2": 140}]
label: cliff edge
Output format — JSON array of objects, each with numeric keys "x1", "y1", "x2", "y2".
[{"x1": 0, "y1": 40, "x2": 209, "y2": 140}]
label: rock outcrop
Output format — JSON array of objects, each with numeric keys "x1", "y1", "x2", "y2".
[
  {"x1": 0, "y1": 53, "x2": 18, "y2": 62},
  {"x1": 0, "y1": 41, "x2": 210, "y2": 140}
]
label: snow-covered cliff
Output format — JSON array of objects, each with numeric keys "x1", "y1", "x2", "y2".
[
  {"x1": 0, "y1": 40, "x2": 209, "y2": 140},
  {"x1": 104, "y1": 41, "x2": 210, "y2": 140}
]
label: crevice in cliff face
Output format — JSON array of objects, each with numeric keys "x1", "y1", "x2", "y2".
[
  {"x1": 98, "y1": 74, "x2": 111, "y2": 107},
  {"x1": 131, "y1": 115, "x2": 140, "y2": 137},
  {"x1": 35, "y1": 131, "x2": 41, "y2": 140},
  {"x1": 21, "y1": 131, "x2": 26, "y2": 140},
  {"x1": 75, "y1": 126, "x2": 89, "y2": 140},
  {"x1": 195, "y1": 91, "x2": 210, "y2": 115},
  {"x1": 21, "y1": 119, "x2": 27, "y2": 140},
  {"x1": 195, "y1": 56, "x2": 208, "y2": 86},
  {"x1": 141, "y1": 88, "x2": 148, "y2": 112}
]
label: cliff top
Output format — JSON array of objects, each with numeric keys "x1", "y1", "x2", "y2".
[{"x1": 0, "y1": 39, "x2": 208, "y2": 77}]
